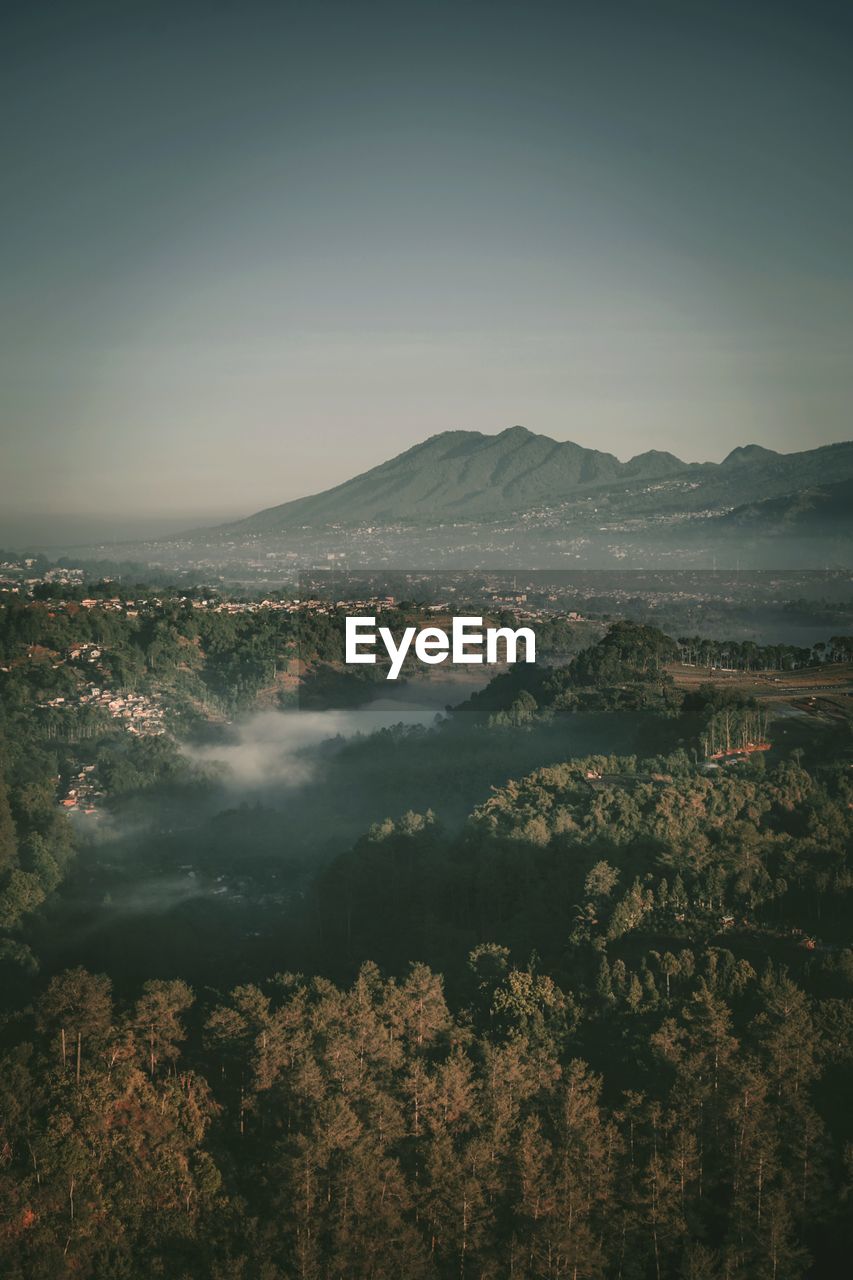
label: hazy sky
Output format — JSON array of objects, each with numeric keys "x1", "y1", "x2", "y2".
[{"x1": 2, "y1": 0, "x2": 852, "y2": 532}]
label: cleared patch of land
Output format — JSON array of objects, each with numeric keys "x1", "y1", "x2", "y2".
[{"x1": 667, "y1": 661, "x2": 853, "y2": 721}]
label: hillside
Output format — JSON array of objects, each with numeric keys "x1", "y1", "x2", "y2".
[
  {"x1": 216, "y1": 427, "x2": 853, "y2": 532},
  {"x1": 716, "y1": 476, "x2": 853, "y2": 534},
  {"x1": 221, "y1": 427, "x2": 637, "y2": 531}
]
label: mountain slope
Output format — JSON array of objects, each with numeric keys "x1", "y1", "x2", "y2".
[
  {"x1": 715, "y1": 477, "x2": 853, "y2": 535},
  {"x1": 221, "y1": 426, "x2": 688, "y2": 532},
  {"x1": 214, "y1": 427, "x2": 853, "y2": 533}
]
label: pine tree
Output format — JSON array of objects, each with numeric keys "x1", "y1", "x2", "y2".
[{"x1": 0, "y1": 776, "x2": 18, "y2": 873}]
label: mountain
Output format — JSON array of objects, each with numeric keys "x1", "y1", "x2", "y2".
[
  {"x1": 223, "y1": 427, "x2": 628, "y2": 531},
  {"x1": 715, "y1": 477, "x2": 853, "y2": 535},
  {"x1": 217, "y1": 426, "x2": 853, "y2": 533},
  {"x1": 719, "y1": 444, "x2": 781, "y2": 467}
]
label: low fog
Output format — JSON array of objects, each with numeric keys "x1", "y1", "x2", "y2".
[
  {"x1": 30, "y1": 686, "x2": 636, "y2": 988},
  {"x1": 183, "y1": 705, "x2": 443, "y2": 792}
]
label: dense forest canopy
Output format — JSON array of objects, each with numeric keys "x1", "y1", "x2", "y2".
[{"x1": 0, "y1": 593, "x2": 851, "y2": 1277}]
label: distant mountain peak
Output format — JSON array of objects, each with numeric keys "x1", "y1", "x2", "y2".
[
  {"x1": 205, "y1": 427, "x2": 853, "y2": 536},
  {"x1": 623, "y1": 448, "x2": 686, "y2": 478},
  {"x1": 721, "y1": 444, "x2": 781, "y2": 466}
]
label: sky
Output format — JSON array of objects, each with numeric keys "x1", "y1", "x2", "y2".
[{"x1": 1, "y1": 0, "x2": 852, "y2": 537}]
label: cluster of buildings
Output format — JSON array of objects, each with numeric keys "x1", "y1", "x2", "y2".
[
  {"x1": 39, "y1": 685, "x2": 165, "y2": 736},
  {"x1": 80, "y1": 686, "x2": 165, "y2": 735},
  {"x1": 77, "y1": 597, "x2": 138, "y2": 614},
  {"x1": 180, "y1": 594, "x2": 401, "y2": 616},
  {"x1": 59, "y1": 763, "x2": 103, "y2": 814},
  {"x1": 189, "y1": 596, "x2": 307, "y2": 614},
  {"x1": 0, "y1": 559, "x2": 85, "y2": 590},
  {"x1": 68, "y1": 642, "x2": 103, "y2": 662}
]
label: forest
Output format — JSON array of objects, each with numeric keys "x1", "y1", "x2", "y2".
[{"x1": 0, "y1": 594, "x2": 851, "y2": 1278}]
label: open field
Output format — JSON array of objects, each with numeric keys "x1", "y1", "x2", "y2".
[{"x1": 667, "y1": 660, "x2": 853, "y2": 721}]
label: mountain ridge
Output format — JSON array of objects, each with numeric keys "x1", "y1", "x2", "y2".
[{"x1": 212, "y1": 426, "x2": 853, "y2": 534}]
